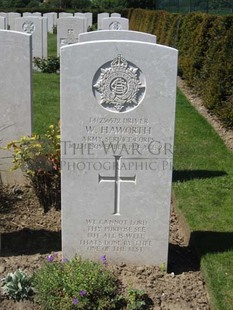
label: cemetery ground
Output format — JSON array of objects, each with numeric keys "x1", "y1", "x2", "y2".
[
  {"x1": 0, "y1": 183, "x2": 210, "y2": 310},
  {"x1": 0, "y1": 34, "x2": 233, "y2": 309}
]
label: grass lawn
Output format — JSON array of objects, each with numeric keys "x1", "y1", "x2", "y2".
[
  {"x1": 33, "y1": 34, "x2": 233, "y2": 310},
  {"x1": 174, "y1": 89, "x2": 233, "y2": 310},
  {"x1": 33, "y1": 72, "x2": 59, "y2": 134}
]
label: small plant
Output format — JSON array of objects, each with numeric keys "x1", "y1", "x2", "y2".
[
  {"x1": 32, "y1": 255, "x2": 120, "y2": 309},
  {"x1": 7, "y1": 124, "x2": 60, "y2": 212},
  {"x1": 1, "y1": 269, "x2": 34, "y2": 301},
  {"x1": 126, "y1": 289, "x2": 147, "y2": 310},
  {"x1": 32, "y1": 254, "x2": 153, "y2": 309},
  {"x1": 33, "y1": 56, "x2": 60, "y2": 73}
]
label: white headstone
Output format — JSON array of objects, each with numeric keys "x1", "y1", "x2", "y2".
[
  {"x1": 23, "y1": 12, "x2": 33, "y2": 17},
  {"x1": 57, "y1": 17, "x2": 85, "y2": 55},
  {"x1": 74, "y1": 14, "x2": 88, "y2": 32},
  {"x1": 97, "y1": 12, "x2": 109, "y2": 30},
  {"x1": 44, "y1": 12, "x2": 57, "y2": 33},
  {"x1": 102, "y1": 17, "x2": 129, "y2": 30},
  {"x1": 84, "y1": 12, "x2": 93, "y2": 28},
  {"x1": 59, "y1": 12, "x2": 73, "y2": 18},
  {"x1": 111, "y1": 13, "x2": 121, "y2": 17},
  {"x1": 33, "y1": 12, "x2": 42, "y2": 17},
  {"x1": 79, "y1": 30, "x2": 157, "y2": 43},
  {"x1": 0, "y1": 30, "x2": 32, "y2": 185},
  {"x1": 42, "y1": 17, "x2": 48, "y2": 58},
  {"x1": 8, "y1": 12, "x2": 21, "y2": 30},
  {"x1": 74, "y1": 12, "x2": 84, "y2": 17},
  {"x1": 61, "y1": 40, "x2": 178, "y2": 266},
  {"x1": 15, "y1": 16, "x2": 47, "y2": 58},
  {"x1": 0, "y1": 16, "x2": 6, "y2": 29},
  {"x1": 0, "y1": 12, "x2": 7, "y2": 28}
]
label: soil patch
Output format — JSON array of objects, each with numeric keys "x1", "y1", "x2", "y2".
[{"x1": 0, "y1": 185, "x2": 210, "y2": 309}]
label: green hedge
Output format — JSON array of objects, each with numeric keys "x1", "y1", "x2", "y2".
[{"x1": 129, "y1": 9, "x2": 233, "y2": 128}]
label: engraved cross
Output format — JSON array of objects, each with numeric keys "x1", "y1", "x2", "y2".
[{"x1": 98, "y1": 156, "x2": 136, "y2": 215}]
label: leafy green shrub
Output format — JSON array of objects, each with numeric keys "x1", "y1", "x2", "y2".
[
  {"x1": 34, "y1": 56, "x2": 60, "y2": 73},
  {"x1": 129, "y1": 9, "x2": 233, "y2": 129},
  {"x1": 33, "y1": 255, "x2": 120, "y2": 309},
  {"x1": 32, "y1": 254, "x2": 151, "y2": 310},
  {"x1": 126, "y1": 289, "x2": 146, "y2": 310},
  {"x1": 1, "y1": 269, "x2": 34, "y2": 301},
  {"x1": 7, "y1": 124, "x2": 60, "y2": 213}
]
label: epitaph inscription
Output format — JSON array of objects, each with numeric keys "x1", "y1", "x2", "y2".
[{"x1": 93, "y1": 55, "x2": 146, "y2": 113}]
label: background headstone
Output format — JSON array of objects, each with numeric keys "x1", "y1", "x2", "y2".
[
  {"x1": 79, "y1": 30, "x2": 157, "y2": 43},
  {"x1": 23, "y1": 12, "x2": 32, "y2": 17},
  {"x1": 57, "y1": 17, "x2": 85, "y2": 55},
  {"x1": 42, "y1": 17, "x2": 48, "y2": 58},
  {"x1": 0, "y1": 12, "x2": 7, "y2": 28},
  {"x1": 59, "y1": 12, "x2": 73, "y2": 18},
  {"x1": 61, "y1": 40, "x2": 178, "y2": 266},
  {"x1": 33, "y1": 12, "x2": 41, "y2": 17},
  {"x1": 102, "y1": 17, "x2": 129, "y2": 30},
  {"x1": 8, "y1": 12, "x2": 21, "y2": 30},
  {"x1": 15, "y1": 16, "x2": 47, "y2": 58},
  {"x1": 97, "y1": 12, "x2": 109, "y2": 30},
  {"x1": 84, "y1": 12, "x2": 93, "y2": 28},
  {"x1": 0, "y1": 16, "x2": 6, "y2": 29},
  {"x1": 44, "y1": 12, "x2": 57, "y2": 33},
  {"x1": 0, "y1": 30, "x2": 32, "y2": 185},
  {"x1": 111, "y1": 13, "x2": 121, "y2": 17}
]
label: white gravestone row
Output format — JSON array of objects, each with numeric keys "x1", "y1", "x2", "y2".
[
  {"x1": 61, "y1": 39, "x2": 178, "y2": 266},
  {"x1": 57, "y1": 17, "x2": 86, "y2": 55},
  {"x1": 0, "y1": 30, "x2": 32, "y2": 185},
  {"x1": 102, "y1": 17, "x2": 129, "y2": 30},
  {"x1": 0, "y1": 12, "x2": 7, "y2": 27},
  {"x1": 15, "y1": 16, "x2": 48, "y2": 58},
  {"x1": 79, "y1": 30, "x2": 156, "y2": 44}
]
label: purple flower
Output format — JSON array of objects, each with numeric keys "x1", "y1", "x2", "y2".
[
  {"x1": 100, "y1": 255, "x2": 107, "y2": 265},
  {"x1": 72, "y1": 297, "x2": 79, "y2": 305},
  {"x1": 47, "y1": 254, "x2": 54, "y2": 262},
  {"x1": 79, "y1": 290, "x2": 86, "y2": 297}
]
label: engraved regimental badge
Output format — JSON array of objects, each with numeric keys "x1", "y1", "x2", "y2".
[
  {"x1": 93, "y1": 55, "x2": 146, "y2": 113},
  {"x1": 22, "y1": 21, "x2": 35, "y2": 34},
  {"x1": 109, "y1": 21, "x2": 122, "y2": 30}
]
